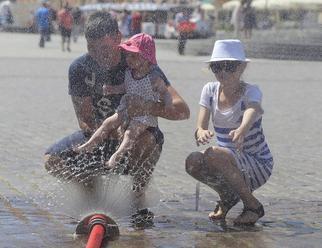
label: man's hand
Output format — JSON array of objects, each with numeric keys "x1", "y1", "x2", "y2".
[{"x1": 195, "y1": 128, "x2": 214, "y2": 146}]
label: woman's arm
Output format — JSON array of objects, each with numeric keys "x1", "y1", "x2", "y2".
[
  {"x1": 195, "y1": 106, "x2": 214, "y2": 146},
  {"x1": 229, "y1": 102, "x2": 262, "y2": 149},
  {"x1": 238, "y1": 103, "x2": 261, "y2": 133}
]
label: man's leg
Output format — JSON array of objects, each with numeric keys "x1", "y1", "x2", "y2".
[
  {"x1": 66, "y1": 30, "x2": 71, "y2": 52},
  {"x1": 44, "y1": 131, "x2": 107, "y2": 185},
  {"x1": 61, "y1": 28, "x2": 66, "y2": 51},
  {"x1": 39, "y1": 29, "x2": 45, "y2": 47},
  {"x1": 127, "y1": 129, "x2": 162, "y2": 208},
  {"x1": 122, "y1": 129, "x2": 161, "y2": 227}
]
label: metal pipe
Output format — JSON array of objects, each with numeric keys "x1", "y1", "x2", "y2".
[{"x1": 195, "y1": 182, "x2": 200, "y2": 211}]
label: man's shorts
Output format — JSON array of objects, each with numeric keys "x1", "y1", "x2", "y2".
[{"x1": 44, "y1": 127, "x2": 164, "y2": 180}]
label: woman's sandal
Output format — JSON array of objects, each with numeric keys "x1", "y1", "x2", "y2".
[
  {"x1": 208, "y1": 199, "x2": 239, "y2": 221},
  {"x1": 233, "y1": 204, "x2": 265, "y2": 226}
]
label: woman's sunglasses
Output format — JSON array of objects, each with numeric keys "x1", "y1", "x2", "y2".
[{"x1": 209, "y1": 61, "x2": 241, "y2": 73}]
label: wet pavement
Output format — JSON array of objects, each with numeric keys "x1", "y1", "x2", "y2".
[{"x1": 1, "y1": 32, "x2": 322, "y2": 248}]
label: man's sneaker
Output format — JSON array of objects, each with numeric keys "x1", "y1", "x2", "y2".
[{"x1": 130, "y1": 208, "x2": 154, "y2": 228}]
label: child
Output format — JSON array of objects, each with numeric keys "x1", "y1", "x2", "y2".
[
  {"x1": 76, "y1": 33, "x2": 172, "y2": 170},
  {"x1": 185, "y1": 39, "x2": 273, "y2": 225}
]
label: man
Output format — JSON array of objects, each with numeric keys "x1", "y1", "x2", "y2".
[
  {"x1": 175, "y1": 9, "x2": 193, "y2": 55},
  {"x1": 0, "y1": 0, "x2": 14, "y2": 29},
  {"x1": 57, "y1": 3, "x2": 73, "y2": 52},
  {"x1": 71, "y1": 6, "x2": 84, "y2": 43},
  {"x1": 130, "y1": 11, "x2": 142, "y2": 35},
  {"x1": 44, "y1": 11, "x2": 189, "y2": 225},
  {"x1": 35, "y1": 0, "x2": 50, "y2": 48}
]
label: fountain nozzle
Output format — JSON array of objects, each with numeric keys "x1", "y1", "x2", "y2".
[{"x1": 76, "y1": 213, "x2": 119, "y2": 248}]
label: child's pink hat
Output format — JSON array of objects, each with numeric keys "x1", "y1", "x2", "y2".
[{"x1": 119, "y1": 33, "x2": 157, "y2": 65}]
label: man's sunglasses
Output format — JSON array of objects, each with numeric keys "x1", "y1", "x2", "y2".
[{"x1": 209, "y1": 61, "x2": 241, "y2": 73}]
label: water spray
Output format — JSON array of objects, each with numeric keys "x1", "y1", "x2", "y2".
[{"x1": 76, "y1": 213, "x2": 119, "y2": 248}]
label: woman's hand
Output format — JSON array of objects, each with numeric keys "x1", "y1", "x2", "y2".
[
  {"x1": 195, "y1": 128, "x2": 214, "y2": 146},
  {"x1": 229, "y1": 127, "x2": 246, "y2": 151}
]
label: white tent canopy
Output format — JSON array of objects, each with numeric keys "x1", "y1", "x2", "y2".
[
  {"x1": 222, "y1": 0, "x2": 322, "y2": 11},
  {"x1": 290, "y1": 0, "x2": 322, "y2": 10},
  {"x1": 222, "y1": 0, "x2": 240, "y2": 11},
  {"x1": 80, "y1": 2, "x2": 175, "y2": 12},
  {"x1": 252, "y1": 0, "x2": 293, "y2": 10}
]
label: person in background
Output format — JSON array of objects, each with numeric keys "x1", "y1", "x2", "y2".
[
  {"x1": 35, "y1": 0, "x2": 50, "y2": 48},
  {"x1": 57, "y1": 3, "x2": 73, "y2": 52},
  {"x1": 47, "y1": 2, "x2": 57, "y2": 42},
  {"x1": 186, "y1": 39, "x2": 273, "y2": 225},
  {"x1": 131, "y1": 11, "x2": 142, "y2": 35},
  {"x1": 231, "y1": 1, "x2": 243, "y2": 38},
  {"x1": 175, "y1": 9, "x2": 192, "y2": 55},
  {"x1": 0, "y1": 0, "x2": 15, "y2": 29},
  {"x1": 120, "y1": 10, "x2": 131, "y2": 38},
  {"x1": 242, "y1": 1, "x2": 256, "y2": 39},
  {"x1": 71, "y1": 6, "x2": 84, "y2": 43}
]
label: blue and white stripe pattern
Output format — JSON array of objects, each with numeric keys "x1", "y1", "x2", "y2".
[{"x1": 199, "y1": 81, "x2": 274, "y2": 191}]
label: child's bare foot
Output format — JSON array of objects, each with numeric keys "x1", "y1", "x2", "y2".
[
  {"x1": 233, "y1": 204, "x2": 264, "y2": 226},
  {"x1": 74, "y1": 143, "x2": 94, "y2": 153},
  {"x1": 105, "y1": 158, "x2": 116, "y2": 171}
]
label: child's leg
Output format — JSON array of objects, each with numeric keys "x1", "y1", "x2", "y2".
[
  {"x1": 107, "y1": 121, "x2": 147, "y2": 169},
  {"x1": 76, "y1": 113, "x2": 122, "y2": 152}
]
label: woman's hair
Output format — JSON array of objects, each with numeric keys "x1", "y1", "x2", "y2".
[{"x1": 85, "y1": 11, "x2": 119, "y2": 40}]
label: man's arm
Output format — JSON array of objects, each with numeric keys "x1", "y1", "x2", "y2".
[
  {"x1": 152, "y1": 85, "x2": 190, "y2": 120},
  {"x1": 125, "y1": 85, "x2": 190, "y2": 121},
  {"x1": 71, "y1": 96, "x2": 97, "y2": 135}
]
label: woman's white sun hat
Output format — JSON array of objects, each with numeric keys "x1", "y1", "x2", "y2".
[{"x1": 206, "y1": 39, "x2": 250, "y2": 62}]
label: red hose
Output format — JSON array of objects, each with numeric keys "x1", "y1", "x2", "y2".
[{"x1": 86, "y1": 224, "x2": 105, "y2": 248}]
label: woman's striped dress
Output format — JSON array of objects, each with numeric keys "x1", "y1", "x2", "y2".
[{"x1": 199, "y1": 81, "x2": 274, "y2": 191}]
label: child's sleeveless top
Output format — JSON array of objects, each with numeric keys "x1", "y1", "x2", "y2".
[{"x1": 118, "y1": 68, "x2": 159, "y2": 127}]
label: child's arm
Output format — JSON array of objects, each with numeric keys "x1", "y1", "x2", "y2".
[
  {"x1": 152, "y1": 77, "x2": 172, "y2": 109},
  {"x1": 103, "y1": 83, "x2": 126, "y2": 95},
  {"x1": 106, "y1": 120, "x2": 147, "y2": 169},
  {"x1": 195, "y1": 106, "x2": 214, "y2": 146},
  {"x1": 75, "y1": 113, "x2": 122, "y2": 153},
  {"x1": 229, "y1": 102, "x2": 262, "y2": 150}
]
